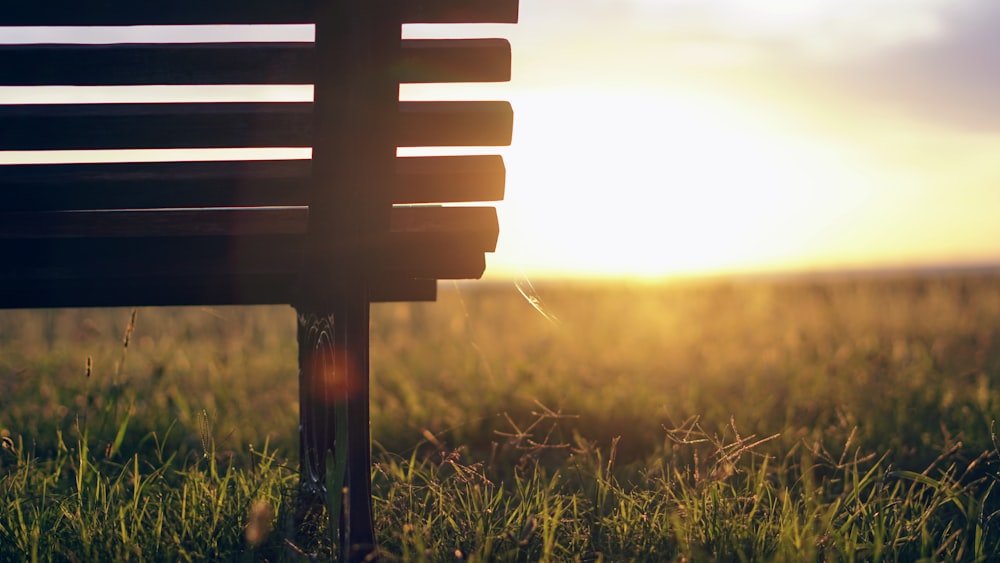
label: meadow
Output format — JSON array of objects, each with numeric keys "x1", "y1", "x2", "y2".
[{"x1": 2, "y1": 272, "x2": 1000, "y2": 561}]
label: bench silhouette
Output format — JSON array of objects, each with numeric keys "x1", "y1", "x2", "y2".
[{"x1": 0, "y1": 0, "x2": 517, "y2": 558}]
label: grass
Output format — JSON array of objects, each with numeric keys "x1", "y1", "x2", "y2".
[{"x1": 2, "y1": 273, "x2": 1000, "y2": 560}]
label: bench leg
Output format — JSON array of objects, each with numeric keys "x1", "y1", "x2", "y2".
[{"x1": 296, "y1": 291, "x2": 376, "y2": 561}]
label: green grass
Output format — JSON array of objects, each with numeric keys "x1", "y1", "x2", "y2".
[{"x1": 2, "y1": 274, "x2": 1000, "y2": 560}]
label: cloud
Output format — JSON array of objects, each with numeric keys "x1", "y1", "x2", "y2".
[
  {"x1": 514, "y1": 0, "x2": 969, "y2": 84},
  {"x1": 603, "y1": 0, "x2": 1000, "y2": 132},
  {"x1": 790, "y1": 0, "x2": 1000, "y2": 131},
  {"x1": 618, "y1": 0, "x2": 958, "y2": 61}
]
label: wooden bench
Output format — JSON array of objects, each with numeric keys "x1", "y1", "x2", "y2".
[{"x1": 0, "y1": 0, "x2": 517, "y2": 558}]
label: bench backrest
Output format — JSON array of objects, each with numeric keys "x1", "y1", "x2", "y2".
[{"x1": 0, "y1": 0, "x2": 517, "y2": 309}]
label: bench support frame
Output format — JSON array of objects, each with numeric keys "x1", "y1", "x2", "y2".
[
  {"x1": 296, "y1": 284, "x2": 376, "y2": 559},
  {"x1": 294, "y1": 0, "x2": 397, "y2": 559}
]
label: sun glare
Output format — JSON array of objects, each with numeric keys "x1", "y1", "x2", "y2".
[{"x1": 494, "y1": 90, "x2": 887, "y2": 279}]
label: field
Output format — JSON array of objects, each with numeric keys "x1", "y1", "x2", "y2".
[{"x1": 2, "y1": 273, "x2": 1000, "y2": 561}]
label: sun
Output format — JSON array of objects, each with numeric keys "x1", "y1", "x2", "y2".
[{"x1": 491, "y1": 89, "x2": 884, "y2": 279}]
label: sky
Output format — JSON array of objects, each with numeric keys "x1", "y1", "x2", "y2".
[
  {"x1": 3, "y1": 1, "x2": 1000, "y2": 280},
  {"x1": 465, "y1": 0, "x2": 1000, "y2": 279}
]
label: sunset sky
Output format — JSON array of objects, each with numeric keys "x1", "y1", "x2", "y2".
[
  {"x1": 4, "y1": 1, "x2": 1000, "y2": 280},
  {"x1": 456, "y1": 0, "x2": 1000, "y2": 279}
]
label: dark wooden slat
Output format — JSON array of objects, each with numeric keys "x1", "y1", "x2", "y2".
[
  {"x1": 0, "y1": 236, "x2": 303, "y2": 275},
  {"x1": 0, "y1": 103, "x2": 311, "y2": 150},
  {"x1": 0, "y1": 208, "x2": 304, "y2": 238},
  {"x1": 0, "y1": 207, "x2": 500, "y2": 251},
  {"x1": 0, "y1": 155, "x2": 504, "y2": 211},
  {"x1": 0, "y1": 101, "x2": 513, "y2": 149},
  {"x1": 0, "y1": 39, "x2": 510, "y2": 86},
  {"x1": 0, "y1": 276, "x2": 300, "y2": 308},
  {"x1": 0, "y1": 237, "x2": 489, "y2": 281},
  {"x1": 0, "y1": 0, "x2": 518, "y2": 25},
  {"x1": 400, "y1": 101, "x2": 513, "y2": 147},
  {"x1": 398, "y1": 39, "x2": 511, "y2": 84},
  {"x1": 0, "y1": 276, "x2": 436, "y2": 308},
  {"x1": 401, "y1": 0, "x2": 519, "y2": 24},
  {"x1": 396, "y1": 155, "x2": 505, "y2": 203},
  {"x1": 0, "y1": 160, "x2": 311, "y2": 211},
  {"x1": 0, "y1": 209, "x2": 494, "y2": 303},
  {"x1": 0, "y1": 0, "x2": 316, "y2": 25},
  {"x1": 0, "y1": 43, "x2": 311, "y2": 86},
  {"x1": 389, "y1": 206, "x2": 499, "y2": 251}
]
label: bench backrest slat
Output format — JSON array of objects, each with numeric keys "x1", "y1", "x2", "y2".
[
  {"x1": 0, "y1": 0, "x2": 519, "y2": 25},
  {"x1": 0, "y1": 207, "x2": 498, "y2": 244},
  {"x1": 0, "y1": 39, "x2": 511, "y2": 86},
  {"x1": 0, "y1": 235, "x2": 490, "y2": 280},
  {"x1": 1, "y1": 0, "x2": 516, "y2": 307},
  {"x1": 0, "y1": 156, "x2": 505, "y2": 212},
  {"x1": 0, "y1": 101, "x2": 513, "y2": 151}
]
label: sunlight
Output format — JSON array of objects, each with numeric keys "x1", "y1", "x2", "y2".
[{"x1": 495, "y1": 90, "x2": 887, "y2": 278}]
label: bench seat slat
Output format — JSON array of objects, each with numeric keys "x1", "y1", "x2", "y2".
[
  {"x1": 0, "y1": 160, "x2": 308, "y2": 211},
  {"x1": 0, "y1": 276, "x2": 438, "y2": 307},
  {"x1": 0, "y1": 156, "x2": 505, "y2": 211},
  {"x1": 0, "y1": 206, "x2": 499, "y2": 249},
  {"x1": 0, "y1": 236, "x2": 489, "y2": 278},
  {"x1": 0, "y1": 0, "x2": 519, "y2": 25},
  {"x1": 0, "y1": 101, "x2": 513, "y2": 149},
  {"x1": 0, "y1": 39, "x2": 511, "y2": 86}
]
